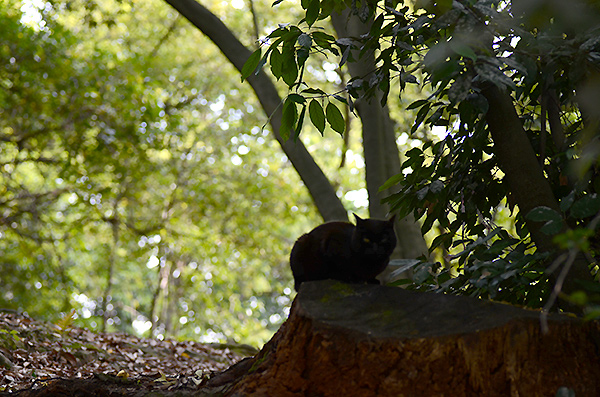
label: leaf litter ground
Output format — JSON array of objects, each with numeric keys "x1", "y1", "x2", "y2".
[{"x1": 0, "y1": 311, "x2": 254, "y2": 395}]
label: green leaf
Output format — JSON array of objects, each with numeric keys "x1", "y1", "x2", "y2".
[
  {"x1": 406, "y1": 99, "x2": 429, "y2": 110},
  {"x1": 449, "y1": 39, "x2": 477, "y2": 60},
  {"x1": 308, "y1": 100, "x2": 325, "y2": 135},
  {"x1": 241, "y1": 49, "x2": 262, "y2": 81},
  {"x1": 570, "y1": 194, "x2": 600, "y2": 219},
  {"x1": 430, "y1": 233, "x2": 452, "y2": 251},
  {"x1": 281, "y1": 44, "x2": 298, "y2": 86},
  {"x1": 487, "y1": 238, "x2": 519, "y2": 255},
  {"x1": 325, "y1": 102, "x2": 345, "y2": 135},
  {"x1": 380, "y1": 173, "x2": 404, "y2": 192},
  {"x1": 540, "y1": 219, "x2": 564, "y2": 236},
  {"x1": 296, "y1": 47, "x2": 309, "y2": 67},
  {"x1": 256, "y1": 52, "x2": 269, "y2": 76},
  {"x1": 560, "y1": 190, "x2": 576, "y2": 212},
  {"x1": 369, "y1": 14, "x2": 384, "y2": 38},
  {"x1": 297, "y1": 33, "x2": 312, "y2": 48},
  {"x1": 294, "y1": 104, "x2": 307, "y2": 141},
  {"x1": 526, "y1": 206, "x2": 562, "y2": 223},
  {"x1": 312, "y1": 31, "x2": 335, "y2": 47},
  {"x1": 267, "y1": 27, "x2": 288, "y2": 39},
  {"x1": 411, "y1": 102, "x2": 431, "y2": 133},
  {"x1": 302, "y1": 87, "x2": 326, "y2": 95},
  {"x1": 269, "y1": 47, "x2": 283, "y2": 79},
  {"x1": 423, "y1": 41, "x2": 451, "y2": 72},
  {"x1": 288, "y1": 93, "x2": 306, "y2": 104},
  {"x1": 305, "y1": 0, "x2": 320, "y2": 27},
  {"x1": 526, "y1": 207, "x2": 565, "y2": 235},
  {"x1": 280, "y1": 99, "x2": 298, "y2": 141}
]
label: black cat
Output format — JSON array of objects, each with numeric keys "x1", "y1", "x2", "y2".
[{"x1": 290, "y1": 214, "x2": 397, "y2": 291}]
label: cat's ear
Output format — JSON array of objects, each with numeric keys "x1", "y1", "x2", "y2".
[
  {"x1": 353, "y1": 213, "x2": 364, "y2": 223},
  {"x1": 388, "y1": 214, "x2": 397, "y2": 223}
]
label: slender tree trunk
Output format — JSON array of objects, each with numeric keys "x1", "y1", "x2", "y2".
[
  {"x1": 330, "y1": 11, "x2": 389, "y2": 218},
  {"x1": 161, "y1": 259, "x2": 172, "y2": 336},
  {"x1": 163, "y1": 0, "x2": 347, "y2": 222},
  {"x1": 149, "y1": 264, "x2": 162, "y2": 337},
  {"x1": 101, "y1": 218, "x2": 119, "y2": 332},
  {"x1": 331, "y1": 10, "x2": 428, "y2": 259}
]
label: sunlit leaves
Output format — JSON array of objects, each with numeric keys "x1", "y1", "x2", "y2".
[
  {"x1": 280, "y1": 93, "x2": 346, "y2": 139},
  {"x1": 0, "y1": 2, "x2": 313, "y2": 346},
  {"x1": 241, "y1": 24, "x2": 307, "y2": 86},
  {"x1": 242, "y1": 19, "x2": 346, "y2": 140},
  {"x1": 311, "y1": 31, "x2": 336, "y2": 53}
]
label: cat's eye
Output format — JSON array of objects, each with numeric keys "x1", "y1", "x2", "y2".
[{"x1": 363, "y1": 238, "x2": 371, "y2": 243}]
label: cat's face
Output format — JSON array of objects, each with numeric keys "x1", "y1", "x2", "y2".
[{"x1": 351, "y1": 215, "x2": 397, "y2": 256}]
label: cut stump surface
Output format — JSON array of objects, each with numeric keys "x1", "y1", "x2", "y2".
[{"x1": 223, "y1": 280, "x2": 600, "y2": 396}]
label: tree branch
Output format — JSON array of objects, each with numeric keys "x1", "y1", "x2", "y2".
[{"x1": 163, "y1": 0, "x2": 348, "y2": 221}]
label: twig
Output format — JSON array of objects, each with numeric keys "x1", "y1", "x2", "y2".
[
  {"x1": 540, "y1": 210, "x2": 600, "y2": 333},
  {"x1": 540, "y1": 249, "x2": 577, "y2": 334}
]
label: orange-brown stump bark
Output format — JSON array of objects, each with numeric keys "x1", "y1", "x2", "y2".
[{"x1": 224, "y1": 280, "x2": 600, "y2": 396}]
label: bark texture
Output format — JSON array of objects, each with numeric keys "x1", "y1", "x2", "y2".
[
  {"x1": 222, "y1": 280, "x2": 600, "y2": 396},
  {"x1": 164, "y1": 0, "x2": 348, "y2": 221}
]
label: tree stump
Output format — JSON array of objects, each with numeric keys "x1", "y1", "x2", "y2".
[{"x1": 221, "y1": 280, "x2": 600, "y2": 396}]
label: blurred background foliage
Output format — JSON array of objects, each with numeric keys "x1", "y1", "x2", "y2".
[{"x1": 1, "y1": 0, "x2": 420, "y2": 345}]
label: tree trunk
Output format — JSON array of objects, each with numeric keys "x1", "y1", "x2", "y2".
[
  {"x1": 482, "y1": 84, "x2": 561, "y2": 251},
  {"x1": 216, "y1": 280, "x2": 600, "y2": 396},
  {"x1": 331, "y1": 10, "x2": 428, "y2": 260},
  {"x1": 330, "y1": 10, "x2": 395, "y2": 219},
  {"x1": 163, "y1": 0, "x2": 347, "y2": 222},
  {"x1": 481, "y1": 84, "x2": 594, "y2": 294}
]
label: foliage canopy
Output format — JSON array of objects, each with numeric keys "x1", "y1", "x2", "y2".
[
  {"x1": 248, "y1": 0, "x2": 600, "y2": 313},
  {"x1": 1, "y1": 0, "x2": 341, "y2": 345}
]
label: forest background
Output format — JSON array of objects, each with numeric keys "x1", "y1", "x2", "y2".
[
  {"x1": 2, "y1": 0, "x2": 424, "y2": 347},
  {"x1": 2, "y1": 0, "x2": 600, "y2": 348}
]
